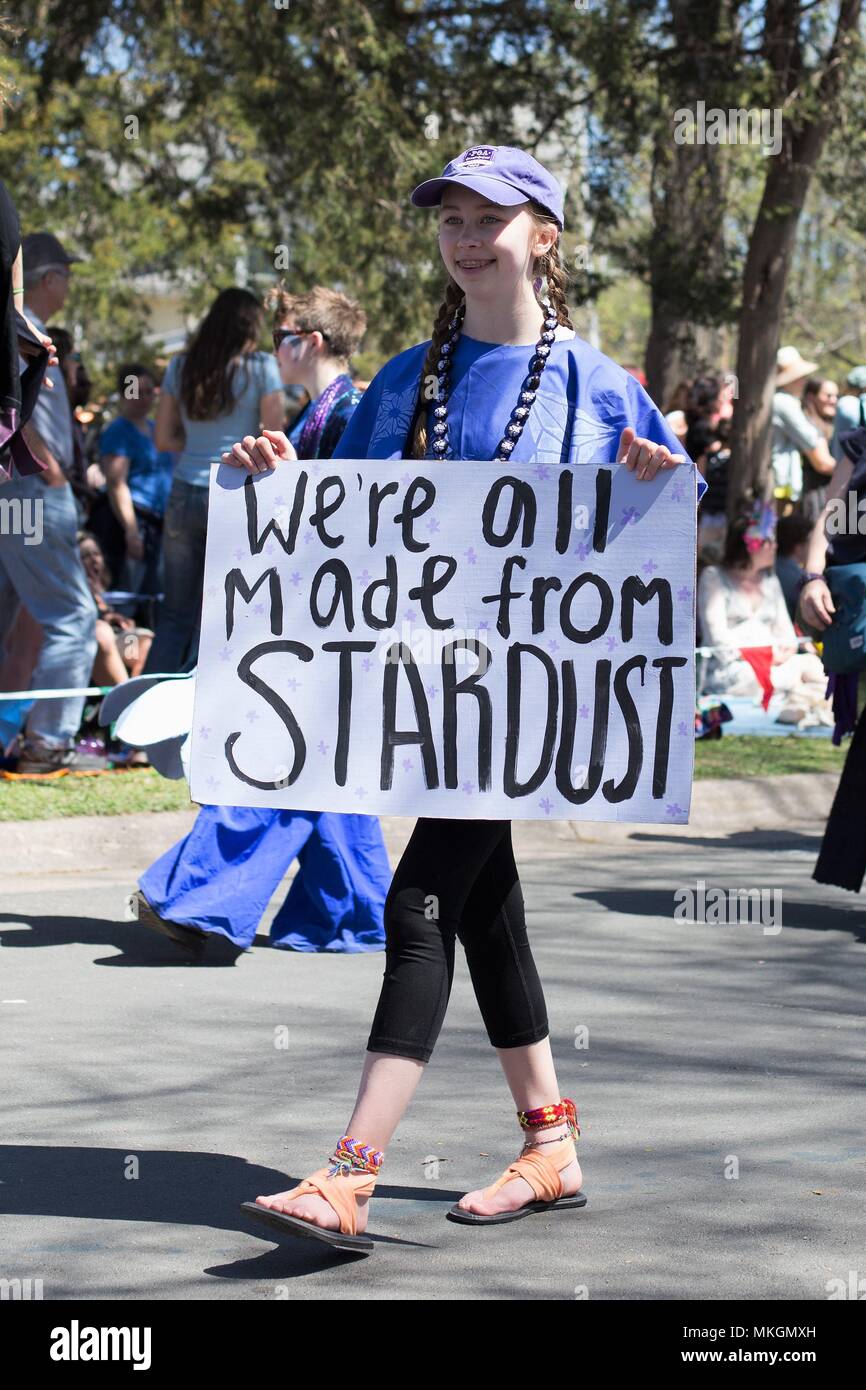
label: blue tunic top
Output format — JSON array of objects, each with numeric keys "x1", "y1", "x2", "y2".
[
  {"x1": 333, "y1": 330, "x2": 708, "y2": 505},
  {"x1": 98, "y1": 416, "x2": 175, "y2": 517}
]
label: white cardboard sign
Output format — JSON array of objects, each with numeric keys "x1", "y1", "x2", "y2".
[{"x1": 189, "y1": 459, "x2": 698, "y2": 822}]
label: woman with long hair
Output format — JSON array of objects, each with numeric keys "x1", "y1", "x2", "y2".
[
  {"x1": 145, "y1": 287, "x2": 285, "y2": 673},
  {"x1": 223, "y1": 145, "x2": 705, "y2": 1254},
  {"x1": 697, "y1": 503, "x2": 832, "y2": 725},
  {"x1": 129, "y1": 285, "x2": 392, "y2": 959}
]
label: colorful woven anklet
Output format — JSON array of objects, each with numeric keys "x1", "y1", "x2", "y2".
[
  {"x1": 517, "y1": 1097, "x2": 580, "y2": 1142},
  {"x1": 327, "y1": 1134, "x2": 385, "y2": 1178}
]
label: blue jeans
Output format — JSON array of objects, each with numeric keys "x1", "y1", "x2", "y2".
[
  {"x1": 0, "y1": 474, "x2": 97, "y2": 745},
  {"x1": 144, "y1": 477, "x2": 208, "y2": 674}
]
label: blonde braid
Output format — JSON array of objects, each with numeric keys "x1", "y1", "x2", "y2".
[{"x1": 410, "y1": 277, "x2": 465, "y2": 459}]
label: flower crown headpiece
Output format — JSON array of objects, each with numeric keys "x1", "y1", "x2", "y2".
[{"x1": 744, "y1": 500, "x2": 776, "y2": 553}]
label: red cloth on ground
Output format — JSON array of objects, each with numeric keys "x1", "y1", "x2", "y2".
[{"x1": 739, "y1": 645, "x2": 774, "y2": 709}]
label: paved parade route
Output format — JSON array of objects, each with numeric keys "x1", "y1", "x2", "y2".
[{"x1": 1, "y1": 811, "x2": 863, "y2": 1301}]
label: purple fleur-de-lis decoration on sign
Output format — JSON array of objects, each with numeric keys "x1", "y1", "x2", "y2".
[
  {"x1": 539, "y1": 797, "x2": 552, "y2": 816},
  {"x1": 362, "y1": 657, "x2": 373, "y2": 672},
  {"x1": 643, "y1": 558, "x2": 658, "y2": 576},
  {"x1": 198, "y1": 725, "x2": 210, "y2": 740},
  {"x1": 219, "y1": 646, "x2": 232, "y2": 663},
  {"x1": 404, "y1": 608, "x2": 416, "y2": 622},
  {"x1": 304, "y1": 531, "x2": 313, "y2": 544},
  {"x1": 677, "y1": 586, "x2": 692, "y2": 603},
  {"x1": 547, "y1": 639, "x2": 560, "y2": 654},
  {"x1": 465, "y1": 547, "x2": 477, "y2": 565},
  {"x1": 671, "y1": 482, "x2": 685, "y2": 502},
  {"x1": 606, "y1": 636, "x2": 618, "y2": 652},
  {"x1": 317, "y1": 740, "x2": 328, "y2": 755},
  {"x1": 462, "y1": 781, "x2": 474, "y2": 795},
  {"x1": 246, "y1": 710, "x2": 259, "y2": 724},
  {"x1": 574, "y1": 541, "x2": 591, "y2": 560},
  {"x1": 264, "y1": 542, "x2": 275, "y2": 559},
  {"x1": 426, "y1": 684, "x2": 438, "y2": 699},
  {"x1": 621, "y1": 506, "x2": 640, "y2": 525},
  {"x1": 666, "y1": 803, "x2": 684, "y2": 817},
  {"x1": 290, "y1": 571, "x2": 302, "y2": 588},
  {"x1": 578, "y1": 704, "x2": 590, "y2": 719},
  {"x1": 274, "y1": 494, "x2": 284, "y2": 506},
  {"x1": 478, "y1": 620, "x2": 489, "y2": 630},
  {"x1": 286, "y1": 677, "x2": 300, "y2": 691},
  {"x1": 357, "y1": 568, "x2": 371, "y2": 585},
  {"x1": 206, "y1": 775, "x2": 218, "y2": 790},
  {"x1": 402, "y1": 758, "x2": 413, "y2": 772},
  {"x1": 253, "y1": 602, "x2": 264, "y2": 616},
  {"x1": 427, "y1": 516, "x2": 440, "y2": 533},
  {"x1": 355, "y1": 787, "x2": 367, "y2": 799},
  {"x1": 534, "y1": 464, "x2": 551, "y2": 481},
  {"x1": 234, "y1": 547, "x2": 245, "y2": 562}
]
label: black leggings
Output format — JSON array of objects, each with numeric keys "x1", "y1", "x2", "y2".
[{"x1": 366, "y1": 819, "x2": 549, "y2": 1063}]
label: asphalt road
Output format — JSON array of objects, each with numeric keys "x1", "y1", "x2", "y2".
[{"x1": 1, "y1": 816, "x2": 863, "y2": 1300}]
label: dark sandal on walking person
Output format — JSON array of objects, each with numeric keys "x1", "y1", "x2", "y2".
[
  {"x1": 447, "y1": 1098, "x2": 587, "y2": 1225},
  {"x1": 124, "y1": 888, "x2": 206, "y2": 959},
  {"x1": 240, "y1": 1135, "x2": 382, "y2": 1255}
]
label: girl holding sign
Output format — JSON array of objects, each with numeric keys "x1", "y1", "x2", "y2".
[{"x1": 226, "y1": 145, "x2": 706, "y2": 1253}]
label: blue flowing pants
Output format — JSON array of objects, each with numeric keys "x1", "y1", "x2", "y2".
[{"x1": 139, "y1": 806, "x2": 391, "y2": 952}]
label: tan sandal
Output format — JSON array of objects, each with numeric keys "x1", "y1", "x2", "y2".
[
  {"x1": 447, "y1": 1097, "x2": 587, "y2": 1226},
  {"x1": 240, "y1": 1137, "x2": 381, "y2": 1255}
]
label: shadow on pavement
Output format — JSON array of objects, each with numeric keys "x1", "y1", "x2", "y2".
[
  {"x1": 0, "y1": 913, "x2": 266, "y2": 965},
  {"x1": 570, "y1": 889, "x2": 866, "y2": 940},
  {"x1": 0, "y1": 1144, "x2": 444, "y2": 1275}
]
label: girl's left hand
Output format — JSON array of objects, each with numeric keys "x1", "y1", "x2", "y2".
[{"x1": 617, "y1": 426, "x2": 685, "y2": 481}]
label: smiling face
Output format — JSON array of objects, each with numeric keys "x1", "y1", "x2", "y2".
[
  {"x1": 437, "y1": 185, "x2": 558, "y2": 303},
  {"x1": 79, "y1": 537, "x2": 106, "y2": 587},
  {"x1": 816, "y1": 380, "x2": 838, "y2": 418}
]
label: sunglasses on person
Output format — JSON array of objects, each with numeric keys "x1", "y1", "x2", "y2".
[{"x1": 272, "y1": 327, "x2": 330, "y2": 352}]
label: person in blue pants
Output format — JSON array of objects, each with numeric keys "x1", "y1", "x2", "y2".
[
  {"x1": 131, "y1": 286, "x2": 391, "y2": 955},
  {"x1": 139, "y1": 806, "x2": 390, "y2": 953}
]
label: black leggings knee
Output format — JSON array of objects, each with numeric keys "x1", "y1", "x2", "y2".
[{"x1": 366, "y1": 818, "x2": 549, "y2": 1063}]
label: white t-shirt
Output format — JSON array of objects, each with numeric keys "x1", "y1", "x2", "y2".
[
  {"x1": 697, "y1": 564, "x2": 797, "y2": 694},
  {"x1": 771, "y1": 390, "x2": 819, "y2": 500}
]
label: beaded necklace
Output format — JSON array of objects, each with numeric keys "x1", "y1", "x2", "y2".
[{"x1": 429, "y1": 298, "x2": 559, "y2": 462}]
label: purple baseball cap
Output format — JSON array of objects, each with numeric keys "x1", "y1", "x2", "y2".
[{"x1": 410, "y1": 145, "x2": 565, "y2": 230}]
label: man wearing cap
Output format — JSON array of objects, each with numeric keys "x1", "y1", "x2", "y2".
[
  {"x1": 830, "y1": 365, "x2": 866, "y2": 464},
  {"x1": 0, "y1": 231, "x2": 102, "y2": 773},
  {"x1": 771, "y1": 345, "x2": 835, "y2": 504}
]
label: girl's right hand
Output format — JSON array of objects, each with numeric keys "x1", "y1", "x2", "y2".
[
  {"x1": 221, "y1": 429, "x2": 297, "y2": 474},
  {"x1": 799, "y1": 577, "x2": 835, "y2": 629}
]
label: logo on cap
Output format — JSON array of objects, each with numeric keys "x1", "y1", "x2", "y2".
[{"x1": 457, "y1": 145, "x2": 496, "y2": 168}]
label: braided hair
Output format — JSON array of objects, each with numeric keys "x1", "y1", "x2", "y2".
[{"x1": 409, "y1": 200, "x2": 573, "y2": 458}]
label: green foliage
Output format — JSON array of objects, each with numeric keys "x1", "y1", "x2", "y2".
[{"x1": 0, "y1": 0, "x2": 864, "y2": 393}]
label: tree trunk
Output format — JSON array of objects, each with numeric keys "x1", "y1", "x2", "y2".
[
  {"x1": 643, "y1": 0, "x2": 737, "y2": 407},
  {"x1": 726, "y1": 0, "x2": 864, "y2": 517}
]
